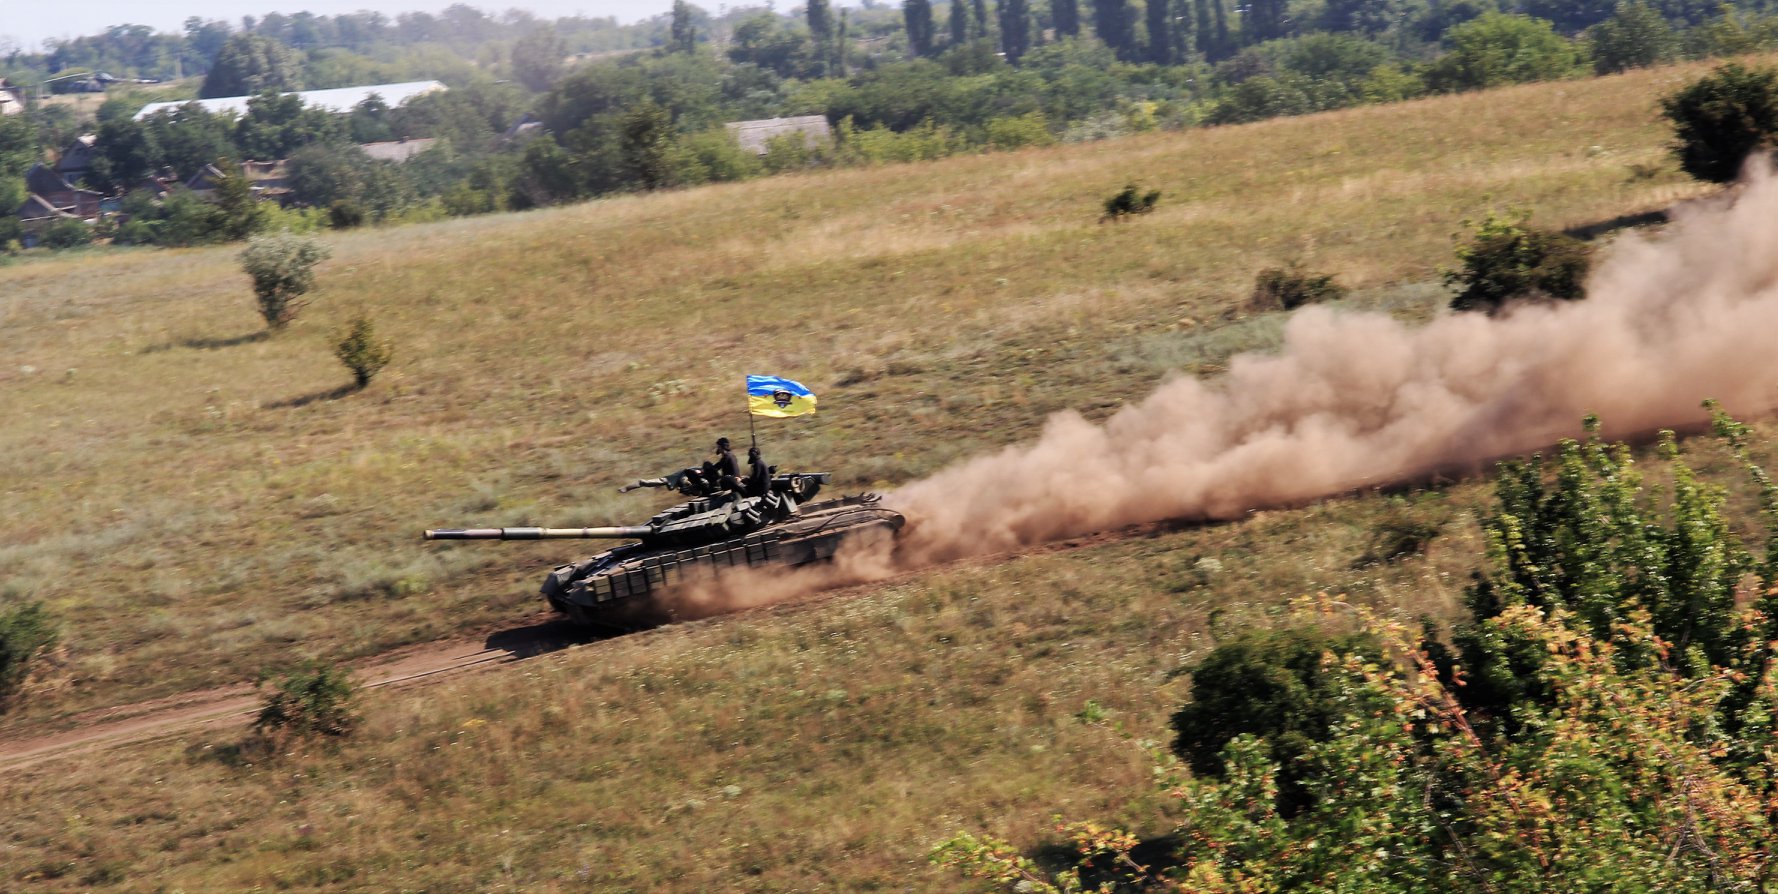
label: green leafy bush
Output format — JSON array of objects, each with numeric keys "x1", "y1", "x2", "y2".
[
  {"x1": 1661, "y1": 62, "x2": 1778, "y2": 183},
  {"x1": 253, "y1": 661, "x2": 359, "y2": 740},
  {"x1": 0, "y1": 601, "x2": 58, "y2": 711},
  {"x1": 240, "y1": 232, "x2": 331, "y2": 329},
  {"x1": 327, "y1": 199, "x2": 367, "y2": 230},
  {"x1": 1170, "y1": 627, "x2": 1378, "y2": 816},
  {"x1": 1101, "y1": 182, "x2": 1160, "y2": 220},
  {"x1": 37, "y1": 218, "x2": 93, "y2": 249},
  {"x1": 333, "y1": 316, "x2": 394, "y2": 389},
  {"x1": 1250, "y1": 262, "x2": 1347, "y2": 311},
  {"x1": 1445, "y1": 211, "x2": 1592, "y2": 313}
]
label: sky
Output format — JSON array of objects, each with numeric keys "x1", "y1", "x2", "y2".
[{"x1": 1, "y1": 1, "x2": 681, "y2": 51}]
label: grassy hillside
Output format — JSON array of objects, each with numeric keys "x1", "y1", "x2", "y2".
[{"x1": 0, "y1": 58, "x2": 1755, "y2": 890}]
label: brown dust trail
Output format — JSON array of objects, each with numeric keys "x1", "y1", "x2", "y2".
[{"x1": 880, "y1": 171, "x2": 1778, "y2": 569}]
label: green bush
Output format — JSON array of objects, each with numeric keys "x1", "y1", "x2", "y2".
[
  {"x1": 1661, "y1": 62, "x2": 1778, "y2": 183},
  {"x1": 1250, "y1": 262, "x2": 1347, "y2": 311},
  {"x1": 253, "y1": 661, "x2": 359, "y2": 740},
  {"x1": 1591, "y1": 2, "x2": 1678, "y2": 75},
  {"x1": 1445, "y1": 211, "x2": 1592, "y2": 313},
  {"x1": 240, "y1": 232, "x2": 331, "y2": 329},
  {"x1": 0, "y1": 601, "x2": 58, "y2": 711},
  {"x1": 333, "y1": 316, "x2": 394, "y2": 389},
  {"x1": 37, "y1": 218, "x2": 93, "y2": 249},
  {"x1": 1101, "y1": 182, "x2": 1160, "y2": 220},
  {"x1": 944, "y1": 411, "x2": 1778, "y2": 892},
  {"x1": 1170, "y1": 627, "x2": 1378, "y2": 815},
  {"x1": 328, "y1": 199, "x2": 367, "y2": 229}
]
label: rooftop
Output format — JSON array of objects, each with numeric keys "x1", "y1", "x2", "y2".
[{"x1": 134, "y1": 81, "x2": 446, "y2": 121}]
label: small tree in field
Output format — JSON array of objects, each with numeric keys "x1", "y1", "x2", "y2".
[
  {"x1": 334, "y1": 316, "x2": 393, "y2": 389},
  {"x1": 1446, "y1": 211, "x2": 1591, "y2": 313},
  {"x1": 241, "y1": 232, "x2": 330, "y2": 329},
  {"x1": 1662, "y1": 62, "x2": 1778, "y2": 183},
  {"x1": 0, "y1": 601, "x2": 58, "y2": 712},
  {"x1": 253, "y1": 661, "x2": 359, "y2": 742}
]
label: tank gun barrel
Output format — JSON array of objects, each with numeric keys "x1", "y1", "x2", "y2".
[{"x1": 424, "y1": 526, "x2": 653, "y2": 541}]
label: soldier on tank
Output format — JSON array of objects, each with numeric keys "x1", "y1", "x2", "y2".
[
  {"x1": 710, "y1": 437, "x2": 741, "y2": 491},
  {"x1": 745, "y1": 446, "x2": 770, "y2": 497}
]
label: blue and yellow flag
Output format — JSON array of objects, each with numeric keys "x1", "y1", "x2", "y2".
[{"x1": 747, "y1": 375, "x2": 817, "y2": 418}]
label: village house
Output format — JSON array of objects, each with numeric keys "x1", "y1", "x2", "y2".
[
  {"x1": 0, "y1": 79, "x2": 26, "y2": 116},
  {"x1": 724, "y1": 115, "x2": 834, "y2": 156},
  {"x1": 358, "y1": 138, "x2": 438, "y2": 163},
  {"x1": 13, "y1": 163, "x2": 105, "y2": 245}
]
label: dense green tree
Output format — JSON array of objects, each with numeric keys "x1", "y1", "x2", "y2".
[
  {"x1": 1661, "y1": 62, "x2": 1778, "y2": 182},
  {"x1": 619, "y1": 100, "x2": 676, "y2": 190},
  {"x1": 286, "y1": 142, "x2": 375, "y2": 206},
  {"x1": 671, "y1": 0, "x2": 698, "y2": 53},
  {"x1": 1423, "y1": 13, "x2": 1581, "y2": 92},
  {"x1": 1148, "y1": 0, "x2": 1175, "y2": 63},
  {"x1": 1322, "y1": 0, "x2": 1408, "y2": 36},
  {"x1": 1001, "y1": 0, "x2": 1033, "y2": 62},
  {"x1": 1053, "y1": 0, "x2": 1082, "y2": 36},
  {"x1": 1591, "y1": 2, "x2": 1679, "y2": 73},
  {"x1": 200, "y1": 33, "x2": 304, "y2": 98},
  {"x1": 1093, "y1": 0, "x2": 1136, "y2": 57},
  {"x1": 89, "y1": 117, "x2": 159, "y2": 193},
  {"x1": 141, "y1": 104, "x2": 239, "y2": 179},
  {"x1": 951, "y1": 0, "x2": 971, "y2": 44},
  {"x1": 905, "y1": 0, "x2": 938, "y2": 55},
  {"x1": 729, "y1": 13, "x2": 810, "y2": 78},
  {"x1": 512, "y1": 28, "x2": 567, "y2": 92},
  {"x1": 809, "y1": 0, "x2": 837, "y2": 76},
  {"x1": 235, "y1": 92, "x2": 347, "y2": 160},
  {"x1": 1246, "y1": 0, "x2": 1292, "y2": 44},
  {"x1": 347, "y1": 95, "x2": 393, "y2": 143},
  {"x1": 974, "y1": 0, "x2": 994, "y2": 39}
]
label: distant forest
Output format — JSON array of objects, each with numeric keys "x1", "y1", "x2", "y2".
[{"x1": 1, "y1": 0, "x2": 1775, "y2": 246}]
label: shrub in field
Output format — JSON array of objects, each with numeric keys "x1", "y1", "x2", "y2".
[
  {"x1": 1169, "y1": 627, "x2": 1378, "y2": 816},
  {"x1": 37, "y1": 218, "x2": 92, "y2": 250},
  {"x1": 328, "y1": 199, "x2": 367, "y2": 230},
  {"x1": 253, "y1": 661, "x2": 359, "y2": 741},
  {"x1": 1250, "y1": 262, "x2": 1346, "y2": 311},
  {"x1": 940, "y1": 409, "x2": 1778, "y2": 892},
  {"x1": 333, "y1": 316, "x2": 394, "y2": 389},
  {"x1": 1445, "y1": 211, "x2": 1591, "y2": 313},
  {"x1": 0, "y1": 601, "x2": 58, "y2": 711},
  {"x1": 241, "y1": 232, "x2": 331, "y2": 329},
  {"x1": 1101, "y1": 182, "x2": 1159, "y2": 220},
  {"x1": 1661, "y1": 62, "x2": 1778, "y2": 183}
]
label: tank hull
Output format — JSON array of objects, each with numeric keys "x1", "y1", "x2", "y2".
[{"x1": 540, "y1": 493, "x2": 902, "y2": 628}]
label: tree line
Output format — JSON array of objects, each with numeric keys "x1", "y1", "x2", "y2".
[{"x1": 5, "y1": 0, "x2": 1778, "y2": 251}]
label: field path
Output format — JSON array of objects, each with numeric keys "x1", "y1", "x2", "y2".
[{"x1": 0, "y1": 613, "x2": 593, "y2": 772}]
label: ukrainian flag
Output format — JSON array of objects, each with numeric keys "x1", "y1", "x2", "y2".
[{"x1": 747, "y1": 375, "x2": 817, "y2": 418}]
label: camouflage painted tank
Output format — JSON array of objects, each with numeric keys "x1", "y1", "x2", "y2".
[{"x1": 424, "y1": 471, "x2": 903, "y2": 628}]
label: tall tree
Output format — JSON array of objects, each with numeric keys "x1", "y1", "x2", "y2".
[
  {"x1": 951, "y1": 0, "x2": 971, "y2": 43},
  {"x1": 670, "y1": 0, "x2": 698, "y2": 53},
  {"x1": 1000, "y1": 0, "x2": 1032, "y2": 61},
  {"x1": 1092, "y1": 0, "x2": 1134, "y2": 57},
  {"x1": 619, "y1": 100, "x2": 675, "y2": 191},
  {"x1": 1053, "y1": 0, "x2": 1081, "y2": 36},
  {"x1": 835, "y1": 9, "x2": 849, "y2": 75},
  {"x1": 511, "y1": 28, "x2": 566, "y2": 92},
  {"x1": 200, "y1": 33, "x2": 303, "y2": 99},
  {"x1": 808, "y1": 0, "x2": 836, "y2": 75},
  {"x1": 973, "y1": 0, "x2": 993, "y2": 40},
  {"x1": 905, "y1": 0, "x2": 937, "y2": 55},
  {"x1": 1147, "y1": 0, "x2": 1173, "y2": 63},
  {"x1": 1246, "y1": 0, "x2": 1289, "y2": 43}
]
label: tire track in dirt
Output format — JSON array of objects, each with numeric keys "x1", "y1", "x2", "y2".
[{"x1": 0, "y1": 613, "x2": 596, "y2": 773}]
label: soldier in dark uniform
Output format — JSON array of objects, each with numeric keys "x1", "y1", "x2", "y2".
[
  {"x1": 745, "y1": 446, "x2": 770, "y2": 497},
  {"x1": 710, "y1": 437, "x2": 741, "y2": 491}
]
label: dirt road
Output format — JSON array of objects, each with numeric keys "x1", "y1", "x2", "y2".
[{"x1": 0, "y1": 613, "x2": 598, "y2": 772}]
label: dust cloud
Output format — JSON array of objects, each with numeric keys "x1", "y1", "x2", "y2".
[{"x1": 886, "y1": 168, "x2": 1778, "y2": 567}]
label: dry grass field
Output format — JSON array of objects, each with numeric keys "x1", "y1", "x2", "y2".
[{"x1": 0, "y1": 59, "x2": 1757, "y2": 890}]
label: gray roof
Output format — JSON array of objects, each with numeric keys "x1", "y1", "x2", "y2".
[
  {"x1": 359, "y1": 138, "x2": 438, "y2": 163},
  {"x1": 135, "y1": 81, "x2": 446, "y2": 121},
  {"x1": 724, "y1": 115, "x2": 833, "y2": 155}
]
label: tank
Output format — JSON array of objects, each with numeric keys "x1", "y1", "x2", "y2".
[{"x1": 425, "y1": 471, "x2": 904, "y2": 628}]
